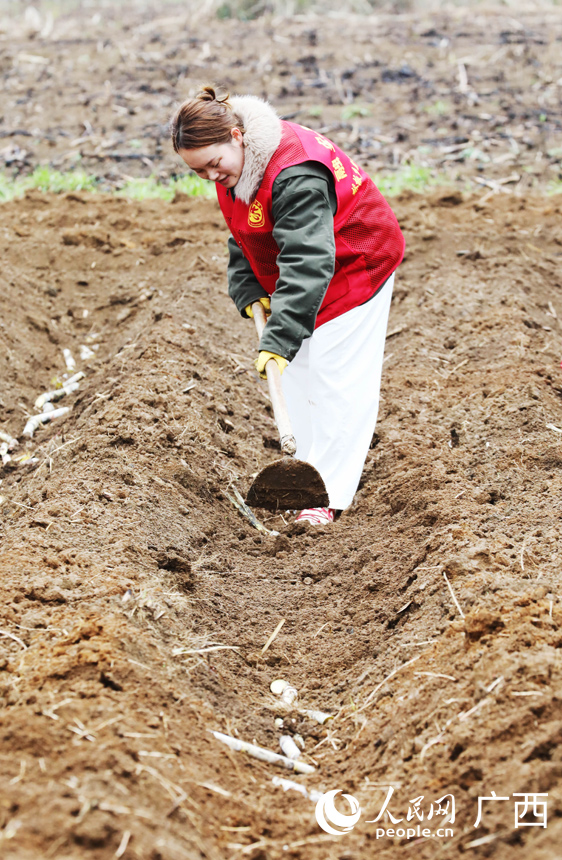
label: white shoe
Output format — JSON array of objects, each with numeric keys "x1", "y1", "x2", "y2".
[{"x1": 295, "y1": 508, "x2": 335, "y2": 525}]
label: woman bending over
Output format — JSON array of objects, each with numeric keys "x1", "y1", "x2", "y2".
[{"x1": 171, "y1": 86, "x2": 404, "y2": 525}]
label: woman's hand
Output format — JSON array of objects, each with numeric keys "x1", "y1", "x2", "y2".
[
  {"x1": 255, "y1": 350, "x2": 288, "y2": 379},
  {"x1": 245, "y1": 297, "x2": 271, "y2": 318}
]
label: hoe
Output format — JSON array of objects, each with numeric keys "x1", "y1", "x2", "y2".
[{"x1": 245, "y1": 301, "x2": 329, "y2": 512}]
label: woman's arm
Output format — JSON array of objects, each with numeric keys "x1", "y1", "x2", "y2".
[
  {"x1": 227, "y1": 235, "x2": 270, "y2": 316},
  {"x1": 258, "y1": 162, "x2": 337, "y2": 361}
]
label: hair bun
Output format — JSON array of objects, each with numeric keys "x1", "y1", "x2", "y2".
[
  {"x1": 171, "y1": 86, "x2": 241, "y2": 152},
  {"x1": 197, "y1": 84, "x2": 230, "y2": 105}
]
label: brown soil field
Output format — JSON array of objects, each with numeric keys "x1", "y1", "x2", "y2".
[
  {"x1": 1, "y1": 4, "x2": 562, "y2": 860},
  {"x1": 1, "y1": 2, "x2": 561, "y2": 190}
]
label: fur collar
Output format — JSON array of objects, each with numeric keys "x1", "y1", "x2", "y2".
[{"x1": 230, "y1": 95, "x2": 282, "y2": 204}]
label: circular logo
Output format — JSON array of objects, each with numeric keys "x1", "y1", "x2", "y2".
[
  {"x1": 248, "y1": 200, "x2": 265, "y2": 228},
  {"x1": 315, "y1": 790, "x2": 361, "y2": 835}
]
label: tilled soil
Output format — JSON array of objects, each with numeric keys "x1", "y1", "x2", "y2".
[
  {"x1": 1, "y1": 184, "x2": 562, "y2": 860},
  {"x1": 1, "y1": 4, "x2": 562, "y2": 860}
]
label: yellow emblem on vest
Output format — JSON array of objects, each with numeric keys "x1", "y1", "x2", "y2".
[{"x1": 248, "y1": 200, "x2": 265, "y2": 228}]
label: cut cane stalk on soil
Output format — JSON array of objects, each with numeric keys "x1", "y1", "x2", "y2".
[
  {"x1": 23, "y1": 406, "x2": 71, "y2": 438},
  {"x1": 271, "y1": 776, "x2": 323, "y2": 803},
  {"x1": 279, "y1": 735, "x2": 302, "y2": 760},
  {"x1": 301, "y1": 709, "x2": 334, "y2": 725},
  {"x1": 270, "y1": 679, "x2": 332, "y2": 723},
  {"x1": 79, "y1": 344, "x2": 95, "y2": 361},
  {"x1": 245, "y1": 301, "x2": 328, "y2": 511},
  {"x1": 211, "y1": 731, "x2": 315, "y2": 774},
  {"x1": 62, "y1": 348, "x2": 76, "y2": 371},
  {"x1": 35, "y1": 371, "x2": 84, "y2": 409},
  {"x1": 0, "y1": 431, "x2": 18, "y2": 450},
  {"x1": 270, "y1": 678, "x2": 298, "y2": 706}
]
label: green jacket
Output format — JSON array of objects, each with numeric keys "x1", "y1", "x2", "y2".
[{"x1": 227, "y1": 161, "x2": 337, "y2": 361}]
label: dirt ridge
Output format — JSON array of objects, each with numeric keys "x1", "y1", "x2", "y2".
[{"x1": 0, "y1": 186, "x2": 561, "y2": 858}]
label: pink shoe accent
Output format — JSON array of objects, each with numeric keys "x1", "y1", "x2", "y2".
[{"x1": 295, "y1": 507, "x2": 335, "y2": 525}]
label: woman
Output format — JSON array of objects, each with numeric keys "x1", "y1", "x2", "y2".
[{"x1": 171, "y1": 86, "x2": 404, "y2": 525}]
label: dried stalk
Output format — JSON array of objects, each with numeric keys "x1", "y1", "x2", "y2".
[
  {"x1": 0, "y1": 629, "x2": 27, "y2": 650},
  {"x1": 442, "y1": 571, "x2": 465, "y2": 618},
  {"x1": 261, "y1": 618, "x2": 285, "y2": 655},
  {"x1": 224, "y1": 487, "x2": 278, "y2": 535}
]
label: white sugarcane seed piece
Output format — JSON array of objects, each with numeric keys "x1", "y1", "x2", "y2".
[
  {"x1": 36, "y1": 380, "x2": 81, "y2": 410},
  {"x1": 272, "y1": 776, "x2": 308, "y2": 797},
  {"x1": 279, "y1": 735, "x2": 301, "y2": 760},
  {"x1": 46, "y1": 406, "x2": 71, "y2": 420},
  {"x1": 23, "y1": 406, "x2": 71, "y2": 438},
  {"x1": 270, "y1": 679, "x2": 288, "y2": 696},
  {"x1": 63, "y1": 348, "x2": 76, "y2": 371},
  {"x1": 302, "y1": 709, "x2": 334, "y2": 725},
  {"x1": 23, "y1": 417, "x2": 42, "y2": 438},
  {"x1": 35, "y1": 391, "x2": 52, "y2": 409},
  {"x1": 274, "y1": 717, "x2": 284, "y2": 728},
  {"x1": 271, "y1": 776, "x2": 323, "y2": 803},
  {"x1": 0, "y1": 432, "x2": 18, "y2": 450},
  {"x1": 280, "y1": 685, "x2": 298, "y2": 706},
  {"x1": 211, "y1": 731, "x2": 314, "y2": 774},
  {"x1": 79, "y1": 344, "x2": 95, "y2": 360}
]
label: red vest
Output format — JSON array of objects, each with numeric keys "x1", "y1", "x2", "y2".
[{"x1": 217, "y1": 121, "x2": 405, "y2": 327}]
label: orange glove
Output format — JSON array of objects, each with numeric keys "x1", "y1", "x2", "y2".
[
  {"x1": 245, "y1": 297, "x2": 271, "y2": 318},
  {"x1": 255, "y1": 351, "x2": 288, "y2": 379}
]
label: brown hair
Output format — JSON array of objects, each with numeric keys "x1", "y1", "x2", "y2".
[{"x1": 171, "y1": 85, "x2": 244, "y2": 152}]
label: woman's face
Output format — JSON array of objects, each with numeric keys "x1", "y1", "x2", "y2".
[{"x1": 178, "y1": 127, "x2": 244, "y2": 189}]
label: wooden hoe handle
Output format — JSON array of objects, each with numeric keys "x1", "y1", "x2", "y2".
[{"x1": 251, "y1": 301, "x2": 297, "y2": 457}]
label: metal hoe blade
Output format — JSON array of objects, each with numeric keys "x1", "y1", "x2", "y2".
[{"x1": 246, "y1": 458, "x2": 329, "y2": 511}]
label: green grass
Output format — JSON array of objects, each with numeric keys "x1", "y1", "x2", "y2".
[
  {"x1": 424, "y1": 100, "x2": 450, "y2": 117},
  {"x1": 117, "y1": 174, "x2": 214, "y2": 201},
  {"x1": 0, "y1": 166, "x2": 97, "y2": 200},
  {"x1": 374, "y1": 164, "x2": 438, "y2": 196},
  {"x1": 547, "y1": 179, "x2": 562, "y2": 196},
  {"x1": 341, "y1": 104, "x2": 371, "y2": 121},
  {"x1": 4, "y1": 162, "x2": 555, "y2": 203},
  {"x1": 0, "y1": 168, "x2": 215, "y2": 203}
]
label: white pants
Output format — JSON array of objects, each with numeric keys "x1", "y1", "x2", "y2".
[{"x1": 281, "y1": 274, "x2": 394, "y2": 510}]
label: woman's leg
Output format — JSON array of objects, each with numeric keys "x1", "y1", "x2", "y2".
[{"x1": 302, "y1": 274, "x2": 394, "y2": 510}]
